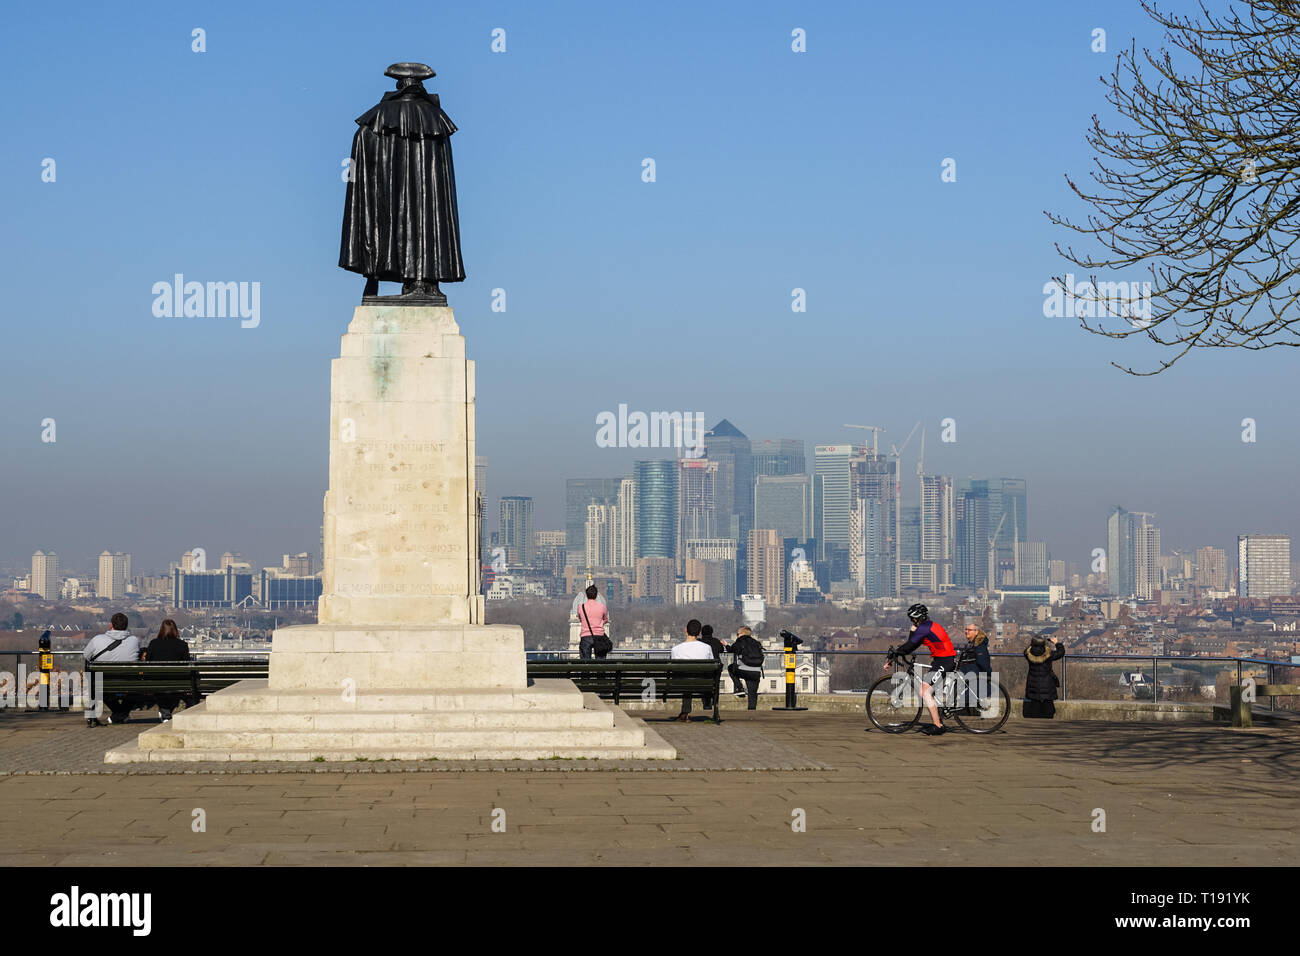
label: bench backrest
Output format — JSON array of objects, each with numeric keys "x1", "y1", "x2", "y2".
[
  {"x1": 86, "y1": 659, "x2": 269, "y2": 698},
  {"x1": 527, "y1": 660, "x2": 721, "y2": 704}
]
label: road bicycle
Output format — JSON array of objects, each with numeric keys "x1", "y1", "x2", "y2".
[{"x1": 865, "y1": 646, "x2": 1011, "y2": 734}]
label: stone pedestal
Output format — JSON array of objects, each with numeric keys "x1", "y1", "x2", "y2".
[
  {"x1": 108, "y1": 305, "x2": 673, "y2": 763},
  {"x1": 318, "y1": 305, "x2": 483, "y2": 630}
]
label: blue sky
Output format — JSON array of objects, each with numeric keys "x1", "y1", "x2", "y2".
[{"x1": 1, "y1": 0, "x2": 1294, "y2": 573}]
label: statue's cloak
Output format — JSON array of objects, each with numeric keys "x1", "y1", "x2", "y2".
[{"x1": 339, "y1": 85, "x2": 465, "y2": 284}]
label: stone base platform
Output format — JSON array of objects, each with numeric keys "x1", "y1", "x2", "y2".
[
  {"x1": 104, "y1": 680, "x2": 676, "y2": 763},
  {"x1": 267, "y1": 624, "x2": 526, "y2": 690}
]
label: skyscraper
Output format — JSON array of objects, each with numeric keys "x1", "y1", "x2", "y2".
[
  {"x1": 849, "y1": 498, "x2": 889, "y2": 598},
  {"x1": 813, "y1": 444, "x2": 862, "y2": 562},
  {"x1": 1107, "y1": 506, "x2": 1133, "y2": 597},
  {"x1": 704, "y1": 420, "x2": 754, "y2": 594},
  {"x1": 920, "y1": 474, "x2": 954, "y2": 586},
  {"x1": 1195, "y1": 546, "x2": 1227, "y2": 590},
  {"x1": 817, "y1": 443, "x2": 900, "y2": 594},
  {"x1": 1016, "y1": 541, "x2": 1049, "y2": 587},
  {"x1": 677, "y1": 458, "x2": 719, "y2": 560},
  {"x1": 960, "y1": 478, "x2": 1026, "y2": 587},
  {"x1": 498, "y1": 496, "x2": 535, "y2": 568},
  {"x1": 704, "y1": 420, "x2": 754, "y2": 543},
  {"x1": 851, "y1": 448, "x2": 899, "y2": 596},
  {"x1": 751, "y1": 438, "x2": 806, "y2": 477},
  {"x1": 1134, "y1": 518, "x2": 1160, "y2": 600},
  {"x1": 31, "y1": 550, "x2": 59, "y2": 601},
  {"x1": 1107, "y1": 508, "x2": 1159, "y2": 598},
  {"x1": 683, "y1": 538, "x2": 738, "y2": 602},
  {"x1": 584, "y1": 503, "x2": 616, "y2": 568},
  {"x1": 754, "y1": 474, "x2": 813, "y2": 542},
  {"x1": 615, "y1": 477, "x2": 637, "y2": 568},
  {"x1": 1238, "y1": 534, "x2": 1291, "y2": 598},
  {"x1": 634, "y1": 460, "x2": 678, "y2": 560},
  {"x1": 956, "y1": 486, "x2": 990, "y2": 589},
  {"x1": 97, "y1": 551, "x2": 130, "y2": 600},
  {"x1": 747, "y1": 529, "x2": 784, "y2": 608},
  {"x1": 900, "y1": 506, "x2": 922, "y2": 563},
  {"x1": 565, "y1": 477, "x2": 621, "y2": 567}
]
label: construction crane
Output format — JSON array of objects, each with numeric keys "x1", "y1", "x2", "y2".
[
  {"x1": 843, "y1": 424, "x2": 884, "y2": 457},
  {"x1": 987, "y1": 511, "x2": 1007, "y2": 594},
  {"x1": 887, "y1": 421, "x2": 922, "y2": 597},
  {"x1": 915, "y1": 426, "x2": 927, "y2": 567}
]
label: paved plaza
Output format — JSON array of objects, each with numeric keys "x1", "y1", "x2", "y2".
[{"x1": 1, "y1": 708, "x2": 1296, "y2": 866}]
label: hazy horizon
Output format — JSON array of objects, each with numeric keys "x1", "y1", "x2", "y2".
[{"x1": 3, "y1": 1, "x2": 1296, "y2": 575}]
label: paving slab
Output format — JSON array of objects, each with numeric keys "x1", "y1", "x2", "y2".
[{"x1": 0, "y1": 707, "x2": 1297, "y2": 865}]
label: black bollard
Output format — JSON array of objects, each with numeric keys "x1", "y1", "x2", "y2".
[{"x1": 771, "y1": 629, "x2": 808, "y2": 712}]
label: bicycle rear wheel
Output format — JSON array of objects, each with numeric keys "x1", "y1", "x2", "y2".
[
  {"x1": 866, "y1": 673, "x2": 922, "y2": 733},
  {"x1": 952, "y1": 682, "x2": 1011, "y2": 734}
]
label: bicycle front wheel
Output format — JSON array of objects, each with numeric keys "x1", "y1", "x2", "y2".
[
  {"x1": 866, "y1": 673, "x2": 922, "y2": 733},
  {"x1": 952, "y1": 682, "x2": 1012, "y2": 734}
]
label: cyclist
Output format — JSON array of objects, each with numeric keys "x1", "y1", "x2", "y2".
[{"x1": 882, "y1": 603, "x2": 956, "y2": 735}]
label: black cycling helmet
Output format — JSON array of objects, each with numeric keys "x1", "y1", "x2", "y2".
[{"x1": 906, "y1": 603, "x2": 929, "y2": 623}]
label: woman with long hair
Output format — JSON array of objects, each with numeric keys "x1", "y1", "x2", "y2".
[{"x1": 143, "y1": 618, "x2": 190, "y2": 721}]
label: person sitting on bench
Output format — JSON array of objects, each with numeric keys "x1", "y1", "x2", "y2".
[
  {"x1": 143, "y1": 618, "x2": 191, "y2": 721},
  {"x1": 83, "y1": 612, "x2": 141, "y2": 725},
  {"x1": 670, "y1": 619, "x2": 716, "y2": 721}
]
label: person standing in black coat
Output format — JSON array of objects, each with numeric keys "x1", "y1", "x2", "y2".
[
  {"x1": 724, "y1": 627, "x2": 765, "y2": 710},
  {"x1": 1023, "y1": 636, "x2": 1065, "y2": 718}
]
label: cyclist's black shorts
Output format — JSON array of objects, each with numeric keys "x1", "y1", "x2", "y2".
[{"x1": 928, "y1": 656, "x2": 957, "y2": 680}]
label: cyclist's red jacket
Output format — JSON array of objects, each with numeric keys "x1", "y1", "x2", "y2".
[{"x1": 898, "y1": 621, "x2": 955, "y2": 659}]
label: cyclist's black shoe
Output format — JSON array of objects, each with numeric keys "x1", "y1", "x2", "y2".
[{"x1": 921, "y1": 724, "x2": 948, "y2": 736}]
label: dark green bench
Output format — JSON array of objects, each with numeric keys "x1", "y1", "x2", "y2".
[
  {"x1": 527, "y1": 659, "x2": 724, "y2": 723},
  {"x1": 84, "y1": 658, "x2": 269, "y2": 725}
]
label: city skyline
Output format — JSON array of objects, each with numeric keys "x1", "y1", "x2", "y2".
[
  {"x1": 4, "y1": 2, "x2": 1297, "y2": 577},
  {"x1": 6, "y1": 434, "x2": 1295, "y2": 580}
]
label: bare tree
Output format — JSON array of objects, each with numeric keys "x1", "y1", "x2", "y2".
[{"x1": 1048, "y1": 1, "x2": 1300, "y2": 374}]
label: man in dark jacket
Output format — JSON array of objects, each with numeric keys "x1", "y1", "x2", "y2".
[
  {"x1": 1023, "y1": 636, "x2": 1065, "y2": 718},
  {"x1": 698, "y1": 625, "x2": 725, "y2": 661},
  {"x1": 724, "y1": 627, "x2": 765, "y2": 710},
  {"x1": 958, "y1": 624, "x2": 993, "y2": 712}
]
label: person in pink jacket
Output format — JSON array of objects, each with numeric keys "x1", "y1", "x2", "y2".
[{"x1": 577, "y1": 585, "x2": 610, "y2": 659}]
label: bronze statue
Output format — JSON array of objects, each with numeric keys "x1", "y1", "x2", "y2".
[{"x1": 339, "y1": 63, "x2": 465, "y2": 305}]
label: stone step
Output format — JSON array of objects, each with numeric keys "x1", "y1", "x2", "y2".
[
  {"x1": 138, "y1": 724, "x2": 649, "y2": 751},
  {"x1": 169, "y1": 705, "x2": 618, "y2": 732},
  {"x1": 201, "y1": 679, "x2": 591, "y2": 714},
  {"x1": 108, "y1": 689, "x2": 677, "y2": 763},
  {"x1": 106, "y1": 738, "x2": 678, "y2": 763}
]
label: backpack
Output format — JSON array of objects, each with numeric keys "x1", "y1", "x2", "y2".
[{"x1": 738, "y1": 637, "x2": 765, "y2": 668}]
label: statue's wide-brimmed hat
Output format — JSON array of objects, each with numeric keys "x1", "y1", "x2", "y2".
[{"x1": 385, "y1": 62, "x2": 435, "y2": 80}]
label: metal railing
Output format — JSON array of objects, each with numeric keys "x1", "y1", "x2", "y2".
[
  {"x1": 2, "y1": 648, "x2": 1293, "y2": 712},
  {"x1": 524, "y1": 648, "x2": 1298, "y2": 709}
]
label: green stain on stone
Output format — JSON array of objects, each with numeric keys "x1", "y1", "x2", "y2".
[{"x1": 371, "y1": 355, "x2": 394, "y2": 398}]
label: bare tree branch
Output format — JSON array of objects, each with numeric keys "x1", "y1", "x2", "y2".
[{"x1": 1046, "y1": 1, "x2": 1300, "y2": 374}]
